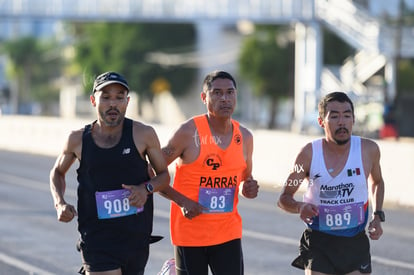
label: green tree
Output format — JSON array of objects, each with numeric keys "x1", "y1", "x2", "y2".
[
  {"x1": 71, "y1": 22, "x2": 196, "y2": 100},
  {"x1": 397, "y1": 59, "x2": 414, "y2": 94},
  {"x1": 1, "y1": 37, "x2": 62, "y2": 114},
  {"x1": 238, "y1": 25, "x2": 294, "y2": 129}
]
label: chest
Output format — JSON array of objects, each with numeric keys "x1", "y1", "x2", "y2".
[{"x1": 92, "y1": 131, "x2": 122, "y2": 148}]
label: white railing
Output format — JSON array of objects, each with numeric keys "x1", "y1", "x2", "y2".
[
  {"x1": 1, "y1": 0, "x2": 412, "y2": 57},
  {"x1": 341, "y1": 50, "x2": 387, "y2": 85},
  {"x1": 0, "y1": 0, "x2": 315, "y2": 23},
  {"x1": 2, "y1": 0, "x2": 414, "y2": 98},
  {"x1": 317, "y1": 0, "x2": 414, "y2": 97},
  {"x1": 320, "y1": 66, "x2": 344, "y2": 94},
  {"x1": 316, "y1": 0, "x2": 414, "y2": 58},
  {"x1": 316, "y1": 0, "x2": 381, "y2": 53}
]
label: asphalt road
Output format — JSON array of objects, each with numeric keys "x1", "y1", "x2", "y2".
[{"x1": 0, "y1": 150, "x2": 413, "y2": 275}]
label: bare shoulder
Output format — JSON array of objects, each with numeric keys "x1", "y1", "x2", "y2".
[
  {"x1": 68, "y1": 127, "x2": 83, "y2": 140},
  {"x1": 67, "y1": 128, "x2": 83, "y2": 148},
  {"x1": 170, "y1": 117, "x2": 197, "y2": 141},
  {"x1": 238, "y1": 123, "x2": 253, "y2": 142},
  {"x1": 162, "y1": 117, "x2": 197, "y2": 162},
  {"x1": 361, "y1": 137, "x2": 380, "y2": 155},
  {"x1": 300, "y1": 142, "x2": 313, "y2": 157},
  {"x1": 132, "y1": 120, "x2": 156, "y2": 135},
  {"x1": 295, "y1": 142, "x2": 313, "y2": 168},
  {"x1": 360, "y1": 137, "x2": 381, "y2": 166},
  {"x1": 131, "y1": 120, "x2": 161, "y2": 153},
  {"x1": 179, "y1": 117, "x2": 197, "y2": 134},
  {"x1": 63, "y1": 127, "x2": 84, "y2": 159}
]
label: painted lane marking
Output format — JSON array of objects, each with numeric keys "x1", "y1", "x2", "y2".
[{"x1": 0, "y1": 252, "x2": 55, "y2": 275}]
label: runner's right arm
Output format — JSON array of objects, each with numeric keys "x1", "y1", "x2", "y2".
[
  {"x1": 49, "y1": 130, "x2": 81, "y2": 222},
  {"x1": 159, "y1": 120, "x2": 206, "y2": 218},
  {"x1": 277, "y1": 143, "x2": 318, "y2": 222}
]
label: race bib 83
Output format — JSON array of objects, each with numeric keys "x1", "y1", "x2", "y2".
[{"x1": 198, "y1": 187, "x2": 235, "y2": 213}]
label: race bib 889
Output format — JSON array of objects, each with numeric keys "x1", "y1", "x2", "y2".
[{"x1": 319, "y1": 202, "x2": 365, "y2": 231}]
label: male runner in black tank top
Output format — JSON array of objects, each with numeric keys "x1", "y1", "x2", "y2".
[{"x1": 50, "y1": 71, "x2": 170, "y2": 275}]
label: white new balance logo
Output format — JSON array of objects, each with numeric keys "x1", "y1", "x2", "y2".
[
  {"x1": 122, "y1": 148, "x2": 131, "y2": 155},
  {"x1": 360, "y1": 263, "x2": 370, "y2": 271}
]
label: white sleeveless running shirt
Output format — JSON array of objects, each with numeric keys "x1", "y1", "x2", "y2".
[{"x1": 304, "y1": 136, "x2": 369, "y2": 235}]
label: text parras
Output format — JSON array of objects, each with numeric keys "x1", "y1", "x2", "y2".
[{"x1": 200, "y1": 176, "x2": 238, "y2": 188}]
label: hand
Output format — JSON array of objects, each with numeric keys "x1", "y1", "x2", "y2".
[
  {"x1": 180, "y1": 198, "x2": 207, "y2": 220},
  {"x1": 368, "y1": 218, "x2": 383, "y2": 240},
  {"x1": 298, "y1": 203, "x2": 319, "y2": 223},
  {"x1": 55, "y1": 203, "x2": 77, "y2": 223},
  {"x1": 241, "y1": 177, "x2": 259, "y2": 198},
  {"x1": 122, "y1": 184, "x2": 148, "y2": 208}
]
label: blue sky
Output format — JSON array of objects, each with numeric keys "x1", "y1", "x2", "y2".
[{"x1": 369, "y1": 0, "x2": 414, "y2": 17}]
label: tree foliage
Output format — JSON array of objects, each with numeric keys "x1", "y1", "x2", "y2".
[
  {"x1": 70, "y1": 22, "x2": 197, "y2": 98},
  {"x1": 1, "y1": 37, "x2": 62, "y2": 113},
  {"x1": 397, "y1": 59, "x2": 414, "y2": 94},
  {"x1": 238, "y1": 25, "x2": 294, "y2": 128}
]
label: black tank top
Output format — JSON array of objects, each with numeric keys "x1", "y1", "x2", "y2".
[{"x1": 76, "y1": 118, "x2": 153, "y2": 249}]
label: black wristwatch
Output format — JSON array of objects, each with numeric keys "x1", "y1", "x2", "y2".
[
  {"x1": 373, "y1": 210, "x2": 385, "y2": 222},
  {"x1": 145, "y1": 182, "x2": 154, "y2": 194}
]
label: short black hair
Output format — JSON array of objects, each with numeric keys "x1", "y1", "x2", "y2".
[
  {"x1": 202, "y1": 70, "x2": 237, "y2": 92},
  {"x1": 318, "y1": 91, "x2": 354, "y2": 119}
]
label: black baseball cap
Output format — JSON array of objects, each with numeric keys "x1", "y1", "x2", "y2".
[{"x1": 92, "y1": 71, "x2": 129, "y2": 93}]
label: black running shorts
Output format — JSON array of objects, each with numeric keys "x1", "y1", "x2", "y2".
[
  {"x1": 175, "y1": 238, "x2": 243, "y2": 275},
  {"x1": 292, "y1": 229, "x2": 371, "y2": 274},
  {"x1": 78, "y1": 241, "x2": 149, "y2": 275}
]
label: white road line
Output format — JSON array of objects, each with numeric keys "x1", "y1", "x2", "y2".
[
  {"x1": 371, "y1": 255, "x2": 414, "y2": 270},
  {"x1": 243, "y1": 229, "x2": 298, "y2": 246},
  {"x1": 1, "y1": 173, "x2": 50, "y2": 192},
  {"x1": 1, "y1": 172, "x2": 77, "y2": 200},
  {"x1": 0, "y1": 252, "x2": 55, "y2": 275}
]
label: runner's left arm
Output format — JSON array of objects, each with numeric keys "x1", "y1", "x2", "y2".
[
  {"x1": 240, "y1": 127, "x2": 259, "y2": 199},
  {"x1": 367, "y1": 141, "x2": 384, "y2": 240}
]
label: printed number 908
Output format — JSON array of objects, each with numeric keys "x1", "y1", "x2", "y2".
[{"x1": 104, "y1": 198, "x2": 130, "y2": 214}]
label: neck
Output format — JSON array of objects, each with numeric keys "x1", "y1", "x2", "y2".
[
  {"x1": 92, "y1": 120, "x2": 124, "y2": 148},
  {"x1": 95, "y1": 118, "x2": 124, "y2": 132},
  {"x1": 206, "y1": 114, "x2": 232, "y2": 135},
  {"x1": 323, "y1": 138, "x2": 351, "y2": 175},
  {"x1": 323, "y1": 138, "x2": 350, "y2": 154}
]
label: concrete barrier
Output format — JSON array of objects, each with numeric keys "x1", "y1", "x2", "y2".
[{"x1": 0, "y1": 115, "x2": 412, "y2": 207}]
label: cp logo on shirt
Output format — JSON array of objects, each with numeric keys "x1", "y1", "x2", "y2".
[
  {"x1": 206, "y1": 158, "x2": 220, "y2": 170},
  {"x1": 204, "y1": 154, "x2": 222, "y2": 170}
]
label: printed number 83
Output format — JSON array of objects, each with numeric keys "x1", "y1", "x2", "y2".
[{"x1": 210, "y1": 195, "x2": 226, "y2": 209}]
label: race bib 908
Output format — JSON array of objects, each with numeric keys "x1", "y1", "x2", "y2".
[{"x1": 95, "y1": 189, "x2": 143, "y2": 219}]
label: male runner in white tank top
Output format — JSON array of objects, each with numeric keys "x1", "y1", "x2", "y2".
[{"x1": 278, "y1": 92, "x2": 385, "y2": 275}]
